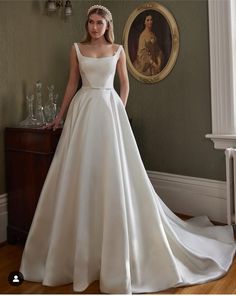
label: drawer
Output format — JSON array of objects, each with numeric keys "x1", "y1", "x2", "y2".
[{"x1": 5, "y1": 127, "x2": 62, "y2": 154}]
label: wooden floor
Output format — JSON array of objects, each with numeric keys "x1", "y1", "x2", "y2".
[{"x1": 0, "y1": 243, "x2": 236, "y2": 294}]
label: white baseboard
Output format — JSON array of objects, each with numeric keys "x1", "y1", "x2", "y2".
[
  {"x1": 147, "y1": 171, "x2": 227, "y2": 223},
  {"x1": 0, "y1": 194, "x2": 7, "y2": 243},
  {"x1": 0, "y1": 172, "x2": 227, "y2": 243}
]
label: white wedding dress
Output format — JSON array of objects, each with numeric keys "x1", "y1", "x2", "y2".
[{"x1": 20, "y1": 43, "x2": 236, "y2": 294}]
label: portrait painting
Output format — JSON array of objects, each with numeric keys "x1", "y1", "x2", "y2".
[{"x1": 123, "y1": 2, "x2": 180, "y2": 83}]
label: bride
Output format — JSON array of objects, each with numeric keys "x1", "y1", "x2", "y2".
[{"x1": 20, "y1": 4, "x2": 236, "y2": 294}]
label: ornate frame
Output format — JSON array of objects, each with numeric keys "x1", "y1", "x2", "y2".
[{"x1": 122, "y1": 2, "x2": 180, "y2": 83}]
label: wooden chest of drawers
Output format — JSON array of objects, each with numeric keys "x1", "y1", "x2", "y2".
[{"x1": 5, "y1": 127, "x2": 62, "y2": 243}]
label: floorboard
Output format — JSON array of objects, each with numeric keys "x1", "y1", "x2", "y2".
[{"x1": 0, "y1": 243, "x2": 236, "y2": 294}]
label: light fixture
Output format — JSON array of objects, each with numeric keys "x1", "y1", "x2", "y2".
[
  {"x1": 65, "y1": 0, "x2": 72, "y2": 16},
  {"x1": 46, "y1": 0, "x2": 72, "y2": 16}
]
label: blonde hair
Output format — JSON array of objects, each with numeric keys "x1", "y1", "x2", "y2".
[{"x1": 81, "y1": 7, "x2": 114, "y2": 44}]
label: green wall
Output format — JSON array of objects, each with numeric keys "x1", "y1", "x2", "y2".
[
  {"x1": 111, "y1": 0, "x2": 225, "y2": 180},
  {"x1": 0, "y1": 0, "x2": 225, "y2": 194}
]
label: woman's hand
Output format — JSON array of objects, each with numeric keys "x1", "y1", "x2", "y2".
[{"x1": 44, "y1": 114, "x2": 63, "y2": 131}]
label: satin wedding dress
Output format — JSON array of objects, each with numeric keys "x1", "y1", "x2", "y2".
[{"x1": 20, "y1": 43, "x2": 236, "y2": 294}]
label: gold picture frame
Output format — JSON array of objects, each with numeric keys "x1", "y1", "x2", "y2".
[{"x1": 122, "y1": 2, "x2": 180, "y2": 83}]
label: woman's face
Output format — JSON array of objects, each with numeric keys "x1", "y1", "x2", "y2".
[
  {"x1": 88, "y1": 13, "x2": 108, "y2": 39},
  {"x1": 145, "y1": 15, "x2": 153, "y2": 29}
]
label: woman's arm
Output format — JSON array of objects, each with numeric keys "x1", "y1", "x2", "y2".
[
  {"x1": 46, "y1": 45, "x2": 80, "y2": 130},
  {"x1": 117, "y1": 46, "x2": 129, "y2": 107}
]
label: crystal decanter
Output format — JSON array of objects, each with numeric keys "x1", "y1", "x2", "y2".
[
  {"x1": 34, "y1": 81, "x2": 46, "y2": 126},
  {"x1": 44, "y1": 84, "x2": 59, "y2": 124},
  {"x1": 19, "y1": 94, "x2": 38, "y2": 127}
]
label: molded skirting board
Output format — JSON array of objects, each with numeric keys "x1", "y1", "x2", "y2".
[
  {"x1": 0, "y1": 172, "x2": 227, "y2": 243},
  {"x1": 0, "y1": 194, "x2": 7, "y2": 243},
  {"x1": 147, "y1": 171, "x2": 227, "y2": 224}
]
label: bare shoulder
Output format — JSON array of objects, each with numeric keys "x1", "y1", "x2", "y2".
[
  {"x1": 77, "y1": 42, "x2": 85, "y2": 49},
  {"x1": 113, "y1": 43, "x2": 122, "y2": 50},
  {"x1": 114, "y1": 44, "x2": 125, "y2": 57},
  {"x1": 71, "y1": 44, "x2": 77, "y2": 54},
  {"x1": 71, "y1": 42, "x2": 80, "y2": 53},
  {"x1": 113, "y1": 43, "x2": 120, "y2": 48}
]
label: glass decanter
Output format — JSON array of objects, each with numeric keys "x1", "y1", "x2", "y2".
[
  {"x1": 19, "y1": 94, "x2": 38, "y2": 127},
  {"x1": 35, "y1": 80, "x2": 46, "y2": 126},
  {"x1": 44, "y1": 85, "x2": 58, "y2": 124}
]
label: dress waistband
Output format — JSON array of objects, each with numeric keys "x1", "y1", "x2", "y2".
[{"x1": 81, "y1": 86, "x2": 113, "y2": 90}]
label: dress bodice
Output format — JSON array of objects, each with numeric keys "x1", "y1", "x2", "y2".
[{"x1": 74, "y1": 43, "x2": 122, "y2": 89}]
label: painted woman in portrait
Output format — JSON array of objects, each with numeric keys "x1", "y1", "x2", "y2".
[{"x1": 134, "y1": 14, "x2": 164, "y2": 76}]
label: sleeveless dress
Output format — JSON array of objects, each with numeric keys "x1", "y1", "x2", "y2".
[{"x1": 20, "y1": 43, "x2": 236, "y2": 294}]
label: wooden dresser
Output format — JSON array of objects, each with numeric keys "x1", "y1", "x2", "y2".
[{"x1": 5, "y1": 127, "x2": 62, "y2": 243}]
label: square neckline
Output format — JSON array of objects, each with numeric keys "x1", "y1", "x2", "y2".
[{"x1": 76, "y1": 43, "x2": 121, "y2": 59}]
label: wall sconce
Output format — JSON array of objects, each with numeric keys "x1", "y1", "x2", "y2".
[{"x1": 46, "y1": 0, "x2": 72, "y2": 16}]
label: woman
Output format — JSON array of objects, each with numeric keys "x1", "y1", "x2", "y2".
[
  {"x1": 134, "y1": 14, "x2": 164, "y2": 76},
  {"x1": 20, "y1": 5, "x2": 236, "y2": 294}
]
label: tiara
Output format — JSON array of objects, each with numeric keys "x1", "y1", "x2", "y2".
[{"x1": 87, "y1": 5, "x2": 112, "y2": 21}]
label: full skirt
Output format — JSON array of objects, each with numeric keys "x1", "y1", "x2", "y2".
[{"x1": 20, "y1": 87, "x2": 236, "y2": 294}]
